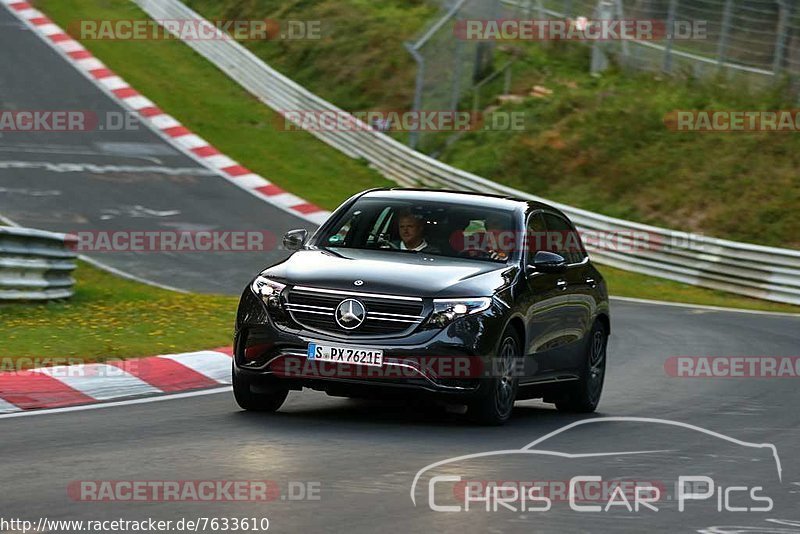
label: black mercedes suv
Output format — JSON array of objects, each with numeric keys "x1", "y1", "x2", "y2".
[{"x1": 233, "y1": 189, "x2": 610, "y2": 424}]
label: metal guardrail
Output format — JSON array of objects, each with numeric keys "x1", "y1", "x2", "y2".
[
  {"x1": 0, "y1": 226, "x2": 77, "y2": 300},
  {"x1": 135, "y1": 0, "x2": 800, "y2": 305}
]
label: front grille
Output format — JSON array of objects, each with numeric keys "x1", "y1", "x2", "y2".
[{"x1": 285, "y1": 286, "x2": 426, "y2": 337}]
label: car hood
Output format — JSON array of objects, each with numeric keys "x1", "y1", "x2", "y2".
[{"x1": 262, "y1": 248, "x2": 517, "y2": 298}]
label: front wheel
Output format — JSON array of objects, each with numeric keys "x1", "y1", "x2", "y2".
[
  {"x1": 233, "y1": 369, "x2": 289, "y2": 412},
  {"x1": 468, "y1": 327, "x2": 521, "y2": 425},
  {"x1": 555, "y1": 321, "x2": 607, "y2": 413}
]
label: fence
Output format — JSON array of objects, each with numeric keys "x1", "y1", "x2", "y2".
[
  {"x1": 406, "y1": 0, "x2": 517, "y2": 151},
  {"x1": 133, "y1": 0, "x2": 800, "y2": 305},
  {"x1": 0, "y1": 226, "x2": 77, "y2": 300},
  {"x1": 502, "y1": 0, "x2": 800, "y2": 83}
]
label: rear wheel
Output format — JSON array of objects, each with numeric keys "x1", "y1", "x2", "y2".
[
  {"x1": 468, "y1": 327, "x2": 521, "y2": 425},
  {"x1": 233, "y1": 369, "x2": 289, "y2": 412},
  {"x1": 555, "y1": 321, "x2": 607, "y2": 413}
]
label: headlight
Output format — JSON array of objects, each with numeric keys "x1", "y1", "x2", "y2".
[
  {"x1": 251, "y1": 275, "x2": 286, "y2": 309},
  {"x1": 429, "y1": 297, "x2": 492, "y2": 328}
]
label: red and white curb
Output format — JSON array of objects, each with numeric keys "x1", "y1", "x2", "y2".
[
  {"x1": 2, "y1": 0, "x2": 330, "y2": 226},
  {"x1": 0, "y1": 347, "x2": 233, "y2": 413}
]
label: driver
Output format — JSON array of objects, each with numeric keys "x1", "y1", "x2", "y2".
[{"x1": 395, "y1": 211, "x2": 437, "y2": 253}]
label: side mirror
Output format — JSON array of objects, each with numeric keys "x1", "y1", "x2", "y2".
[
  {"x1": 283, "y1": 229, "x2": 308, "y2": 251},
  {"x1": 527, "y1": 251, "x2": 568, "y2": 274}
]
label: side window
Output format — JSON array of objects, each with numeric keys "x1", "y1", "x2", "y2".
[
  {"x1": 526, "y1": 212, "x2": 547, "y2": 263},
  {"x1": 543, "y1": 213, "x2": 585, "y2": 264},
  {"x1": 326, "y1": 211, "x2": 360, "y2": 246},
  {"x1": 366, "y1": 207, "x2": 394, "y2": 247}
]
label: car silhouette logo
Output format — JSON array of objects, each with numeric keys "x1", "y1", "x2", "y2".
[{"x1": 335, "y1": 299, "x2": 367, "y2": 330}]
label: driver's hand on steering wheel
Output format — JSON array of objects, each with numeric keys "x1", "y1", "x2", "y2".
[{"x1": 489, "y1": 249, "x2": 509, "y2": 261}]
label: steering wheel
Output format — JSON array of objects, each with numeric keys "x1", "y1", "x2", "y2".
[{"x1": 376, "y1": 235, "x2": 399, "y2": 250}]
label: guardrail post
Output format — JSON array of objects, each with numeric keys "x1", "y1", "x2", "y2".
[
  {"x1": 405, "y1": 42, "x2": 425, "y2": 150},
  {"x1": 716, "y1": 0, "x2": 734, "y2": 68},
  {"x1": 450, "y1": 37, "x2": 465, "y2": 110},
  {"x1": 772, "y1": 0, "x2": 790, "y2": 75},
  {"x1": 663, "y1": 0, "x2": 679, "y2": 73},
  {"x1": 591, "y1": 0, "x2": 614, "y2": 74}
]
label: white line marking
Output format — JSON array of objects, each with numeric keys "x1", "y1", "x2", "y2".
[
  {"x1": 172, "y1": 134, "x2": 208, "y2": 150},
  {"x1": 0, "y1": 398, "x2": 21, "y2": 414},
  {"x1": 34, "y1": 364, "x2": 162, "y2": 400},
  {"x1": 147, "y1": 114, "x2": 181, "y2": 130},
  {"x1": 610, "y1": 295, "x2": 800, "y2": 317},
  {"x1": 53, "y1": 39, "x2": 84, "y2": 53},
  {"x1": 122, "y1": 95, "x2": 155, "y2": 110},
  {"x1": 78, "y1": 255, "x2": 190, "y2": 293},
  {"x1": 35, "y1": 22, "x2": 61, "y2": 35},
  {"x1": 204, "y1": 154, "x2": 237, "y2": 169},
  {"x1": 230, "y1": 173, "x2": 269, "y2": 189},
  {"x1": 2, "y1": 1, "x2": 326, "y2": 227},
  {"x1": 0, "y1": 160, "x2": 216, "y2": 176},
  {"x1": 75, "y1": 57, "x2": 105, "y2": 71},
  {"x1": 0, "y1": 387, "x2": 231, "y2": 420},
  {"x1": 159, "y1": 351, "x2": 231, "y2": 383},
  {"x1": 17, "y1": 7, "x2": 41, "y2": 18},
  {"x1": 269, "y1": 192, "x2": 306, "y2": 208},
  {"x1": 97, "y1": 76, "x2": 128, "y2": 91}
]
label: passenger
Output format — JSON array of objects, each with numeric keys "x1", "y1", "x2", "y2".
[{"x1": 464, "y1": 214, "x2": 514, "y2": 260}]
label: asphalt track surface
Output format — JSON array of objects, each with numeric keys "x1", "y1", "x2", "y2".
[
  {"x1": 2, "y1": 5, "x2": 800, "y2": 534},
  {"x1": 0, "y1": 6, "x2": 313, "y2": 294}
]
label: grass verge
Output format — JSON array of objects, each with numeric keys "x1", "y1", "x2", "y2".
[
  {"x1": 32, "y1": 0, "x2": 800, "y2": 314},
  {"x1": 35, "y1": 0, "x2": 392, "y2": 211},
  {"x1": 0, "y1": 262, "x2": 237, "y2": 366}
]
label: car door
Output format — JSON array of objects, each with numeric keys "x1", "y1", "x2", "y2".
[
  {"x1": 542, "y1": 212, "x2": 594, "y2": 371},
  {"x1": 519, "y1": 211, "x2": 573, "y2": 382}
]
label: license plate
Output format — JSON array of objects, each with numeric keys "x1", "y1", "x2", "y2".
[{"x1": 307, "y1": 343, "x2": 384, "y2": 367}]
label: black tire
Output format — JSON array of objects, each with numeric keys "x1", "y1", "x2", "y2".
[
  {"x1": 555, "y1": 321, "x2": 608, "y2": 413},
  {"x1": 233, "y1": 370, "x2": 289, "y2": 412},
  {"x1": 468, "y1": 327, "x2": 522, "y2": 425}
]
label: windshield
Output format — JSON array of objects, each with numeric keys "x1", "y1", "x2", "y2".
[{"x1": 315, "y1": 198, "x2": 519, "y2": 263}]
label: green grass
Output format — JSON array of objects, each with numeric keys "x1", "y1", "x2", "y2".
[
  {"x1": 1, "y1": 260, "x2": 793, "y2": 370},
  {"x1": 174, "y1": 0, "x2": 799, "y2": 249},
  {"x1": 438, "y1": 45, "x2": 800, "y2": 249},
  {"x1": 598, "y1": 264, "x2": 799, "y2": 313},
  {"x1": 35, "y1": 0, "x2": 392, "y2": 211},
  {"x1": 32, "y1": 0, "x2": 800, "y2": 315},
  {"x1": 0, "y1": 262, "x2": 237, "y2": 365}
]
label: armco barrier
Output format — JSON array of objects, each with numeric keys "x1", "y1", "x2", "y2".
[
  {"x1": 0, "y1": 226, "x2": 77, "y2": 300},
  {"x1": 133, "y1": 0, "x2": 800, "y2": 305}
]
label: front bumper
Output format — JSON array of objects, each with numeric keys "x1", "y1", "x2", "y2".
[{"x1": 234, "y1": 287, "x2": 505, "y2": 398}]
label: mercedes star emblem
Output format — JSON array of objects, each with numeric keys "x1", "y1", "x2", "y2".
[{"x1": 335, "y1": 299, "x2": 367, "y2": 330}]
